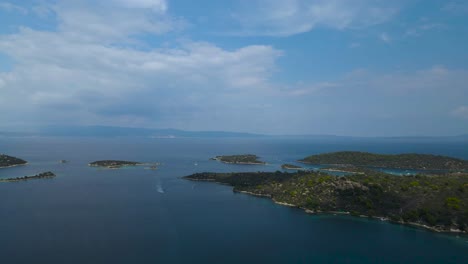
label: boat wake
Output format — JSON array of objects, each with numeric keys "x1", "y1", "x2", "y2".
[{"x1": 156, "y1": 185, "x2": 165, "y2": 193}]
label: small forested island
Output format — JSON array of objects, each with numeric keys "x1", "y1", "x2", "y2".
[
  {"x1": 0, "y1": 172, "x2": 56, "y2": 182},
  {"x1": 211, "y1": 154, "x2": 266, "y2": 165},
  {"x1": 0, "y1": 154, "x2": 27, "y2": 168},
  {"x1": 185, "y1": 170, "x2": 468, "y2": 233},
  {"x1": 281, "y1": 164, "x2": 304, "y2": 170},
  {"x1": 299, "y1": 151, "x2": 468, "y2": 171},
  {"x1": 89, "y1": 160, "x2": 142, "y2": 168}
]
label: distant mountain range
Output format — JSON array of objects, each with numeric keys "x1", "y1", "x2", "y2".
[
  {"x1": 4, "y1": 126, "x2": 264, "y2": 138},
  {"x1": 0, "y1": 126, "x2": 467, "y2": 140}
]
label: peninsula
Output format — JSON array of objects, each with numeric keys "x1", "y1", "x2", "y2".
[
  {"x1": 299, "y1": 151, "x2": 468, "y2": 171},
  {"x1": 89, "y1": 160, "x2": 142, "y2": 168},
  {"x1": 0, "y1": 172, "x2": 56, "y2": 182},
  {"x1": 0, "y1": 154, "x2": 27, "y2": 168},
  {"x1": 211, "y1": 154, "x2": 266, "y2": 165},
  {"x1": 184, "y1": 170, "x2": 468, "y2": 233}
]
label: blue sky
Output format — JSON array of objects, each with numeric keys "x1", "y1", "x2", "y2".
[{"x1": 0, "y1": 0, "x2": 467, "y2": 136}]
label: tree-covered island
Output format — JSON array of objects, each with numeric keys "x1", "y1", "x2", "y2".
[
  {"x1": 0, "y1": 154, "x2": 27, "y2": 168},
  {"x1": 0, "y1": 172, "x2": 56, "y2": 182},
  {"x1": 281, "y1": 164, "x2": 304, "y2": 170},
  {"x1": 184, "y1": 170, "x2": 468, "y2": 233},
  {"x1": 211, "y1": 154, "x2": 266, "y2": 165},
  {"x1": 299, "y1": 151, "x2": 468, "y2": 171},
  {"x1": 89, "y1": 160, "x2": 142, "y2": 168}
]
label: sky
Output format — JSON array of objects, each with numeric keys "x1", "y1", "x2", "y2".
[{"x1": 0, "y1": 0, "x2": 467, "y2": 136}]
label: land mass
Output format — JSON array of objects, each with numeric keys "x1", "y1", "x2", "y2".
[
  {"x1": 184, "y1": 170, "x2": 468, "y2": 233},
  {"x1": 211, "y1": 154, "x2": 266, "y2": 165},
  {"x1": 0, "y1": 154, "x2": 27, "y2": 168},
  {"x1": 89, "y1": 160, "x2": 142, "y2": 168},
  {"x1": 299, "y1": 151, "x2": 468, "y2": 171},
  {"x1": 0, "y1": 172, "x2": 56, "y2": 182},
  {"x1": 281, "y1": 164, "x2": 304, "y2": 170}
]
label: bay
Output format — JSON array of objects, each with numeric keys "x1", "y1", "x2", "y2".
[{"x1": 1, "y1": 137, "x2": 467, "y2": 263}]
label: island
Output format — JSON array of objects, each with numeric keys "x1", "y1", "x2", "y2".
[
  {"x1": 281, "y1": 164, "x2": 304, "y2": 170},
  {"x1": 0, "y1": 172, "x2": 56, "y2": 182},
  {"x1": 184, "y1": 170, "x2": 468, "y2": 233},
  {"x1": 89, "y1": 160, "x2": 142, "y2": 169},
  {"x1": 211, "y1": 154, "x2": 266, "y2": 165},
  {"x1": 299, "y1": 151, "x2": 468, "y2": 171},
  {"x1": 0, "y1": 154, "x2": 27, "y2": 168}
]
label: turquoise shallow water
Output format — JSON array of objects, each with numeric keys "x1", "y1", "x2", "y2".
[{"x1": 0, "y1": 137, "x2": 467, "y2": 263}]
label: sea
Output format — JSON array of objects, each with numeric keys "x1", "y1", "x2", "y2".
[{"x1": 1, "y1": 136, "x2": 467, "y2": 263}]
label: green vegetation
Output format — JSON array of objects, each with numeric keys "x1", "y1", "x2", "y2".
[
  {"x1": 281, "y1": 164, "x2": 303, "y2": 170},
  {"x1": 212, "y1": 154, "x2": 265, "y2": 165},
  {"x1": 0, "y1": 172, "x2": 55, "y2": 182},
  {"x1": 184, "y1": 170, "x2": 468, "y2": 233},
  {"x1": 89, "y1": 160, "x2": 142, "y2": 168},
  {"x1": 300, "y1": 151, "x2": 468, "y2": 171},
  {"x1": 0, "y1": 154, "x2": 27, "y2": 168}
]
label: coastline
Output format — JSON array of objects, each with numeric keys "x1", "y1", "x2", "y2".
[
  {"x1": 0, "y1": 172, "x2": 56, "y2": 182},
  {"x1": 212, "y1": 156, "x2": 266, "y2": 165},
  {"x1": 320, "y1": 168, "x2": 364, "y2": 174},
  {"x1": 298, "y1": 161, "x2": 466, "y2": 173},
  {"x1": 239, "y1": 190, "x2": 468, "y2": 235},
  {"x1": 215, "y1": 160, "x2": 266, "y2": 165},
  {"x1": 0, "y1": 163, "x2": 28, "y2": 169},
  {"x1": 221, "y1": 161, "x2": 266, "y2": 165},
  {"x1": 202, "y1": 181, "x2": 468, "y2": 235}
]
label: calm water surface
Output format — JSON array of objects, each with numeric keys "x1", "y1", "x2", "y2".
[{"x1": 1, "y1": 137, "x2": 467, "y2": 263}]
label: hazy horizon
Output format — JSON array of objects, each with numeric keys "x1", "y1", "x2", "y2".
[
  {"x1": 1, "y1": 0, "x2": 467, "y2": 136},
  {"x1": 1, "y1": 124, "x2": 467, "y2": 138}
]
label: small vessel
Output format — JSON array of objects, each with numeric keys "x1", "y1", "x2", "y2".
[
  {"x1": 150, "y1": 166, "x2": 157, "y2": 170},
  {"x1": 60, "y1": 160, "x2": 67, "y2": 163}
]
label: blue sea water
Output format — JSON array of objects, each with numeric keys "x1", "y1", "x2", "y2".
[{"x1": 0, "y1": 137, "x2": 467, "y2": 263}]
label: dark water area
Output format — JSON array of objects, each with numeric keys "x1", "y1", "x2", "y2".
[{"x1": 1, "y1": 137, "x2": 467, "y2": 263}]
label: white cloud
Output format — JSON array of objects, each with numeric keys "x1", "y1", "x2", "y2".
[
  {"x1": 0, "y1": 2, "x2": 27, "y2": 14},
  {"x1": 113, "y1": 0, "x2": 167, "y2": 11},
  {"x1": 281, "y1": 82, "x2": 338, "y2": 96},
  {"x1": 452, "y1": 106, "x2": 468, "y2": 119},
  {"x1": 443, "y1": 1, "x2": 468, "y2": 14},
  {"x1": 0, "y1": 25, "x2": 281, "y2": 127},
  {"x1": 379, "y1": 32, "x2": 391, "y2": 43},
  {"x1": 46, "y1": 0, "x2": 184, "y2": 44},
  {"x1": 232, "y1": 0, "x2": 399, "y2": 36},
  {"x1": 405, "y1": 22, "x2": 445, "y2": 37},
  {"x1": 342, "y1": 65, "x2": 468, "y2": 95}
]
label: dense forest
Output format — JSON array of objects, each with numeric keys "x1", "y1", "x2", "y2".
[
  {"x1": 185, "y1": 170, "x2": 468, "y2": 233},
  {"x1": 299, "y1": 151, "x2": 468, "y2": 171}
]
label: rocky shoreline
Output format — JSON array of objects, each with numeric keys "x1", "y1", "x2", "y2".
[
  {"x1": 235, "y1": 188, "x2": 466, "y2": 234},
  {"x1": 184, "y1": 171, "x2": 468, "y2": 234},
  {"x1": 0, "y1": 163, "x2": 28, "y2": 169}
]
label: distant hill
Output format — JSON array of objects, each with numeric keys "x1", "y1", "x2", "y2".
[
  {"x1": 1, "y1": 126, "x2": 467, "y2": 140},
  {"x1": 37, "y1": 126, "x2": 264, "y2": 138},
  {"x1": 299, "y1": 151, "x2": 468, "y2": 171}
]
